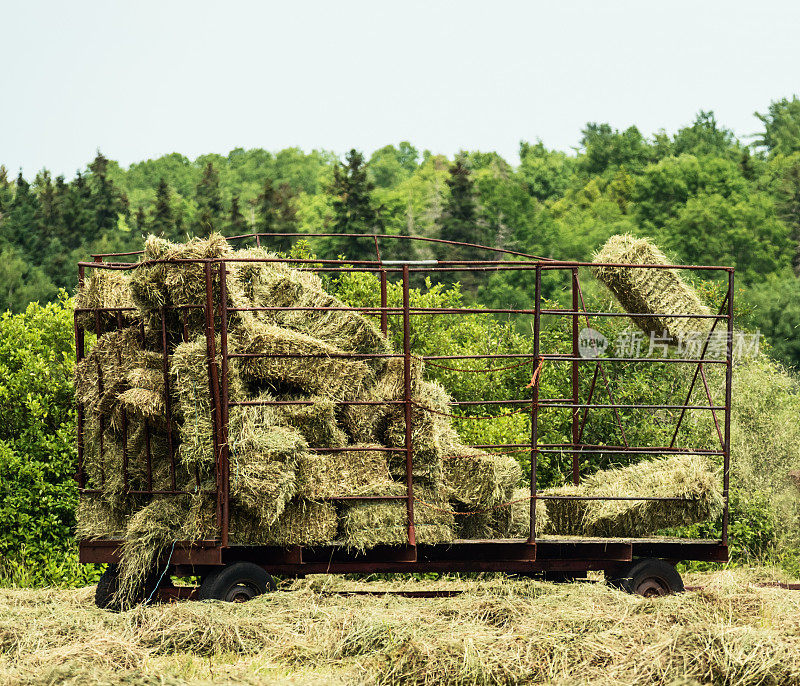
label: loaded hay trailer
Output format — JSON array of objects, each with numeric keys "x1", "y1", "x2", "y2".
[{"x1": 75, "y1": 233, "x2": 733, "y2": 606}]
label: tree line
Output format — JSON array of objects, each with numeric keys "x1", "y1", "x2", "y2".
[{"x1": 3, "y1": 97, "x2": 800, "y2": 366}]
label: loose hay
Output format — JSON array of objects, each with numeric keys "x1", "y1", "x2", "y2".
[
  {"x1": 75, "y1": 269, "x2": 138, "y2": 332},
  {"x1": 341, "y1": 488, "x2": 455, "y2": 550},
  {"x1": 296, "y1": 445, "x2": 396, "y2": 500},
  {"x1": 233, "y1": 318, "x2": 375, "y2": 400},
  {"x1": 591, "y1": 234, "x2": 712, "y2": 342},
  {"x1": 543, "y1": 454, "x2": 723, "y2": 536},
  {"x1": 278, "y1": 396, "x2": 348, "y2": 448}
]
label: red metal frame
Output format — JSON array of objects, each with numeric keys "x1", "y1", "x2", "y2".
[{"x1": 76, "y1": 233, "x2": 732, "y2": 576}]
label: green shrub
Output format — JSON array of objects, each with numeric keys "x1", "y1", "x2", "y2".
[{"x1": 0, "y1": 294, "x2": 100, "y2": 587}]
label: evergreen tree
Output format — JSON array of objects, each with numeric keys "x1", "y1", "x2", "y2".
[
  {"x1": 257, "y1": 178, "x2": 280, "y2": 233},
  {"x1": 776, "y1": 159, "x2": 800, "y2": 274},
  {"x1": 436, "y1": 156, "x2": 487, "y2": 287},
  {"x1": 0, "y1": 166, "x2": 12, "y2": 216},
  {"x1": 193, "y1": 162, "x2": 223, "y2": 235},
  {"x1": 3, "y1": 173, "x2": 39, "y2": 256},
  {"x1": 134, "y1": 206, "x2": 146, "y2": 232},
  {"x1": 226, "y1": 195, "x2": 247, "y2": 236},
  {"x1": 256, "y1": 178, "x2": 293, "y2": 251},
  {"x1": 150, "y1": 178, "x2": 175, "y2": 238},
  {"x1": 88, "y1": 151, "x2": 128, "y2": 236},
  {"x1": 61, "y1": 172, "x2": 94, "y2": 251},
  {"x1": 440, "y1": 156, "x2": 484, "y2": 250},
  {"x1": 328, "y1": 149, "x2": 380, "y2": 260}
]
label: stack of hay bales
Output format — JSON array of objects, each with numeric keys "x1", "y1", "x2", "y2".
[
  {"x1": 75, "y1": 233, "x2": 526, "y2": 601},
  {"x1": 591, "y1": 234, "x2": 712, "y2": 343}
]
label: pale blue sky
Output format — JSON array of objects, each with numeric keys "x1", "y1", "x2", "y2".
[{"x1": 1, "y1": 0, "x2": 799, "y2": 178}]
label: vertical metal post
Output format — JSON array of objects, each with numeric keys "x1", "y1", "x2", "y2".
[
  {"x1": 380, "y1": 269, "x2": 389, "y2": 335},
  {"x1": 571, "y1": 267, "x2": 580, "y2": 485},
  {"x1": 75, "y1": 265, "x2": 86, "y2": 490},
  {"x1": 204, "y1": 262, "x2": 224, "y2": 538},
  {"x1": 144, "y1": 419, "x2": 153, "y2": 492},
  {"x1": 528, "y1": 264, "x2": 541, "y2": 544},
  {"x1": 255, "y1": 234, "x2": 262, "y2": 249},
  {"x1": 218, "y1": 261, "x2": 231, "y2": 548},
  {"x1": 160, "y1": 306, "x2": 177, "y2": 491},
  {"x1": 722, "y1": 269, "x2": 734, "y2": 545},
  {"x1": 402, "y1": 264, "x2": 416, "y2": 549}
]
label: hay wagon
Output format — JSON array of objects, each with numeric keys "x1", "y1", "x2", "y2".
[{"x1": 75, "y1": 233, "x2": 733, "y2": 605}]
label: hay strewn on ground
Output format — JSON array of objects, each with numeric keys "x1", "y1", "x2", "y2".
[
  {"x1": 3, "y1": 570, "x2": 800, "y2": 685},
  {"x1": 592, "y1": 234, "x2": 712, "y2": 342}
]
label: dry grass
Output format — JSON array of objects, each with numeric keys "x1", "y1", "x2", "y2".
[
  {"x1": 2, "y1": 569, "x2": 800, "y2": 685},
  {"x1": 542, "y1": 455, "x2": 723, "y2": 537},
  {"x1": 592, "y1": 234, "x2": 712, "y2": 341}
]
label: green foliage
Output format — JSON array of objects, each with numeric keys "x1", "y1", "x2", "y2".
[
  {"x1": 755, "y1": 96, "x2": 800, "y2": 156},
  {"x1": 0, "y1": 295, "x2": 100, "y2": 587},
  {"x1": 746, "y1": 272, "x2": 800, "y2": 368}
]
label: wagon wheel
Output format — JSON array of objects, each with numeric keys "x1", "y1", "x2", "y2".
[
  {"x1": 95, "y1": 563, "x2": 174, "y2": 610},
  {"x1": 607, "y1": 558, "x2": 684, "y2": 596},
  {"x1": 198, "y1": 562, "x2": 277, "y2": 602}
]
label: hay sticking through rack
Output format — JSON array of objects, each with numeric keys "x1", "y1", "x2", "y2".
[
  {"x1": 296, "y1": 445, "x2": 397, "y2": 500},
  {"x1": 113, "y1": 495, "x2": 212, "y2": 609},
  {"x1": 591, "y1": 234, "x2": 712, "y2": 342},
  {"x1": 278, "y1": 396, "x2": 348, "y2": 448},
  {"x1": 75, "y1": 269, "x2": 138, "y2": 333},
  {"x1": 233, "y1": 318, "x2": 375, "y2": 400},
  {"x1": 542, "y1": 454, "x2": 723, "y2": 537},
  {"x1": 340, "y1": 488, "x2": 455, "y2": 550}
]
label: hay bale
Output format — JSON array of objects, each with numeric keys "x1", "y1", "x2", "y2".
[
  {"x1": 278, "y1": 396, "x2": 348, "y2": 448},
  {"x1": 540, "y1": 455, "x2": 722, "y2": 536},
  {"x1": 230, "y1": 499, "x2": 338, "y2": 546},
  {"x1": 129, "y1": 233, "x2": 233, "y2": 311},
  {"x1": 591, "y1": 234, "x2": 711, "y2": 342},
  {"x1": 578, "y1": 454, "x2": 723, "y2": 537},
  {"x1": 382, "y1": 380, "x2": 452, "y2": 470},
  {"x1": 339, "y1": 356, "x2": 423, "y2": 443},
  {"x1": 75, "y1": 493, "x2": 131, "y2": 540},
  {"x1": 340, "y1": 488, "x2": 455, "y2": 550},
  {"x1": 74, "y1": 327, "x2": 143, "y2": 417},
  {"x1": 234, "y1": 249, "x2": 390, "y2": 362},
  {"x1": 75, "y1": 269, "x2": 138, "y2": 333},
  {"x1": 443, "y1": 447, "x2": 522, "y2": 510},
  {"x1": 454, "y1": 488, "x2": 549, "y2": 540},
  {"x1": 296, "y1": 445, "x2": 397, "y2": 500},
  {"x1": 81, "y1": 411, "x2": 176, "y2": 495},
  {"x1": 233, "y1": 318, "x2": 375, "y2": 400},
  {"x1": 230, "y1": 457, "x2": 298, "y2": 528}
]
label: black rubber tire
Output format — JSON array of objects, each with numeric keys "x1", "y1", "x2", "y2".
[
  {"x1": 95, "y1": 564, "x2": 122, "y2": 611},
  {"x1": 198, "y1": 562, "x2": 276, "y2": 602},
  {"x1": 608, "y1": 558, "x2": 684, "y2": 596},
  {"x1": 95, "y1": 564, "x2": 173, "y2": 611}
]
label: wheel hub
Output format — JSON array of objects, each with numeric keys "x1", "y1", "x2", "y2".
[
  {"x1": 635, "y1": 577, "x2": 670, "y2": 597},
  {"x1": 225, "y1": 583, "x2": 258, "y2": 602}
]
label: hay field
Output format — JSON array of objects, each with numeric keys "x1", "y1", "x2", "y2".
[{"x1": 2, "y1": 569, "x2": 800, "y2": 685}]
